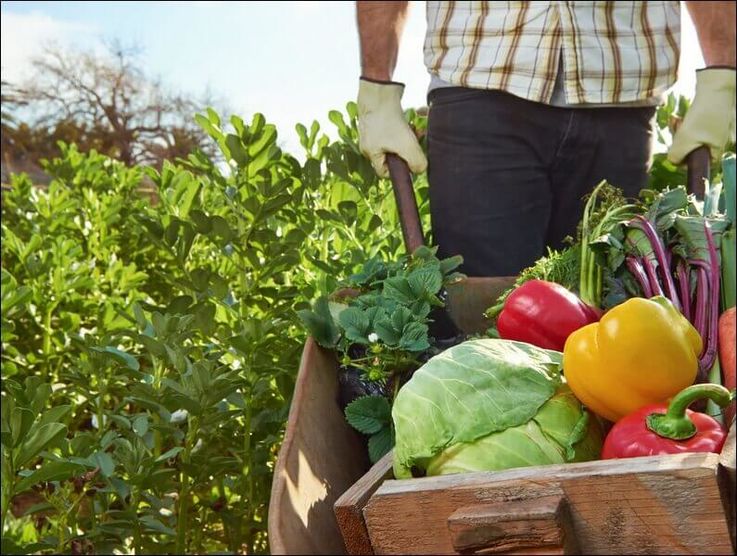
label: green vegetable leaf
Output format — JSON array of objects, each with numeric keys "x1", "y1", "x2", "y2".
[
  {"x1": 368, "y1": 426, "x2": 393, "y2": 464},
  {"x1": 673, "y1": 214, "x2": 730, "y2": 263},
  {"x1": 339, "y1": 306, "x2": 379, "y2": 345},
  {"x1": 398, "y1": 321, "x2": 430, "y2": 352},
  {"x1": 297, "y1": 296, "x2": 340, "y2": 348},
  {"x1": 345, "y1": 396, "x2": 391, "y2": 435},
  {"x1": 408, "y1": 267, "x2": 443, "y2": 298},
  {"x1": 382, "y1": 277, "x2": 413, "y2": 305},
  {"x1": 392, "y1": 339, "x2": 563, "y2": 478},
  {"x1": 373, "y1": 314, "x2": 402, "y2": 346}
]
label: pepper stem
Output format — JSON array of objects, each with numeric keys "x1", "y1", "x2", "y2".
[{"x1": 646, "y1": 384, "x2": 735, "y2": 441}]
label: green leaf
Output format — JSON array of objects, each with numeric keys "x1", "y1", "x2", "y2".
[
  {"x1": 225, "y1": 134, "x2": 249, "y2": 166},
  {"x1": 171, "y1": 173, "x2": 201, "y2": 218},
  {"x1": 210, "y1": 215, "x2": 233, "y2": 243},
  {"x1": 383, "y1": 276, "x2": 415, "y2": 305},
  {"x1": 133, "y1": 302, "x2": 148, "y2": 330},
  {"x1": 167, "y1": 295, "x2": 193, "y2": 314},
  {"x1": 155, "y1": 446, "x2": 184, "y2": 463},
  {"x1": 132, "y1": 416, "x2": 149, "y2": 437},
  {"x1": 297, "y1": 297, "x2": 340, "y2": 348},
  {"x1": 296, "y1": 122, "x2": 309, "y2": 149},
  {"x1": 1, "y1": 285, "x2": 32, "y2": 318},
  {"x1": 408, "y1": 267, "x2": 443, "y2": 297},
  {"x1": 398, "y1": 321, "x2": 430, "y2": 352},
  {"x1": 91, "y1": 451, "x2": 116, "y2": 478},
  {"x1": 190, "y1": 268, "x2": 210, "y2": 291},
  {"x1": 189, "y1": 209, "x2": 212, "y2": 233},
  {"x1": 15, "y1": 423, "x2": 67, "y2": 468},
  {"x1": 10, "y1": 408, "x2": 34, "y2": 448},
  {"x1": 373, "y1": 314, "x2": 402, "y2": 346},
  {"x1": 337, "y1": 200, "x2": 358, "y2": 225},
  {"x1": 92, "y1": 346, "x2": 140, "y2": 371},
  {"x1": 37, "y1": 405, "x2": 72, "y2": 428},
  {"x1": 29, "y1": 381, "x2": 52, "y2": 415},
  {"x1": 367, "y1": 214, "x2": 383, "y2": 234},
  {"x1": 338, "y1": 306, "x2": 373, "y2": 344},
  {"x1": 439, "y1": 255, "x2": 464, "y2": 277},
  {"x1": 207, "y1": 107, "x2": 221, "y2": 126},
  {"x1": 139, "y1": 515, "x2": 176, "y2": 536},
  {"x1": 368, "y1": 426, "x2": 393, "y2": 464},
  {"x1": 15, "y1": 460, "x2": 86, "y2": 492},
  {"x1": 345, "y1": 396, "x2": 391, "y2": 435},
  {"x1": 673, "y1": 214, "x2": 730, "y2": 263},
  {"x1": 392, "y1": 339, "x2": 562, "y2": 478},
  {"x1": 193, "y1": 302, "x2": 216, "y2": 335}
]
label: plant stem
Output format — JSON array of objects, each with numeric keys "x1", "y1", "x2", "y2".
[
  {"x1": 42, "y1": 305, "x2": 54, "y2": 381},
  {"x1": 0, "y1": 478, "x2": 11, "y2": 537},
  {"x1": 130, "y1": 490, "x2": 143, "y2": 554},
  {"x1": 152, "y1": 358, "x2": 163, "y2": 457},
  {"x1": 626, "y1": 256, "x2": 653, "y2": 297},
  {"x1": 676, "y1": 260, "x2": 692, "y2": 322},
  {"x1": 96, "y1": 370, "x2": 107, "y2": 442},
  {"x1": 646, "y1": 384, "x2": 733, "y2": 439},
  {"x1": 176, "y1": 416, "x2": 199, "y2": 554},
  {"x1": 217, "y1": 478, "x2": 233, "y2": 553},
  {"x1": 242, "y1": 385, "x2": 254, "y2": 551}
]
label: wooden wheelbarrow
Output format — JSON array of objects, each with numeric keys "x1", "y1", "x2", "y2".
[{"x1": 268, "y1": 148, "x2": 736, "y2": 554}]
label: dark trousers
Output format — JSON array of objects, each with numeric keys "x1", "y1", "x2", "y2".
[{"x1": 427, "y1": 87, "x2": 656, "y2": 277}]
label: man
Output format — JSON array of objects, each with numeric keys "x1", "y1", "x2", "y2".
[{"x1": 356, "y1": 1, "x2": 736, "y2": 277}]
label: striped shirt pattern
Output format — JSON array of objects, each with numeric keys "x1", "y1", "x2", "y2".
[{"x1": 424, "y1": 1, "x2": 681, "y2": 105}]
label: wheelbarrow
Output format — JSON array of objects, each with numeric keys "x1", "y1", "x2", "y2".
[{"x1": 268, "y1": 147, "x2": 736, "y2": 554}]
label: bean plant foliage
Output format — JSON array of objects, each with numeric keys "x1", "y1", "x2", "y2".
[{"x1": 1, "y1": 104, "x2": 430, "y2": 555}]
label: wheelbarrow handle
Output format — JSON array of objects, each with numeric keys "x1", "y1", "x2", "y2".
[
  {"x1": 386, "y1": 153, "x2": 463, "y2": 342},
  {"x1": 386, "y1": 153, "x2": 425, "y2": 254},
  {"x1": 686, "y1": 146, "x2": 711, "y2": 200}
]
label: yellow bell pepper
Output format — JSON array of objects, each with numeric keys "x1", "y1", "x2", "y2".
[{"x1": 563, "y1": 296, "x2": 701, "y2": 423}]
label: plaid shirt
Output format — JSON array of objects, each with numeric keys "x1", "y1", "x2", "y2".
[{"x1": 424, "y1": 1, "x2": 681, "y2": 105}]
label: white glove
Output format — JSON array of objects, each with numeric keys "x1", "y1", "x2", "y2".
[
  {"x1": 357, "y1": 78, "x2": 428, "y2": 178},
  {"x1": 668, "y1": 68, "x2": 736, "y2": 164}
]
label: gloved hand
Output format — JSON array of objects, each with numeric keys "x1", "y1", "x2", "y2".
[
  {"x1": 357, "y1": 78, "x2": 427, "y2": 178},
  {"x1": 668, "y1": 67, "x2": 736, "y2": 164}
]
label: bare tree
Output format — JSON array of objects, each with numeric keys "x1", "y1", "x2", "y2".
[{"x1": 2, "y1": 40, "x2": 226, "y2": 168}]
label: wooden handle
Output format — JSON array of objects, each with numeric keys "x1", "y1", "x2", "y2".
[
  {"x1": 386, "y1": 153, "x2": 425, "y2": 253},
  {"x1": 686, "y1": 146, "x2": 711, "y2": 200},
  {"x1": 447, "y1": 494, "x2": 579, "y2": 555}
]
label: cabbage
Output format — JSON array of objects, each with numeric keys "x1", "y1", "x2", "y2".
[{"x1": 392, "y1": 339, "x2": 603, "y2": 478}]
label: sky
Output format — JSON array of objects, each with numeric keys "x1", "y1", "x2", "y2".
[{"x1": 1, "y1": 1, "x2": 704, "y2": 155}]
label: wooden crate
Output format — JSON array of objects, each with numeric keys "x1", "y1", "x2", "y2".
[
  {"x1": 268, "y1": 277, "x2": 737, "y2": 555},
  {"x1": 338, "y1": 436, "x2": 735, "y2": 555}
]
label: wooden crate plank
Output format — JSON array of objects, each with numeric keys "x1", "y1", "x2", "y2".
[
  {"x1": 334, "y1": 451, "x2": 394, "y2": 555},
  {"x1": 447, "y1": 491, "x2": 578, "y2": 555},
  {"x1": 718, "y1": 420, "x2": 736, "y2": 552},
  {"x1": 363, "y1": 453, "x2": 732, "y2": 555}
]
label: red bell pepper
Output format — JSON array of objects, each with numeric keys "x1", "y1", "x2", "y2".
[
  {"x1": 496, "y1": 280, "x2": 602, "y2": 352},
  {"x1": 602, "y1": 384, "x2": 735, "y2": 459}
]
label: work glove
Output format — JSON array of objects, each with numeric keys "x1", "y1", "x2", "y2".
[
  {"x1": 668, "y1": 67, "x2": 736, "y2": 164},
  {"x1": 357, "y1": 78, "x2": 427, "y2": 178}
]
